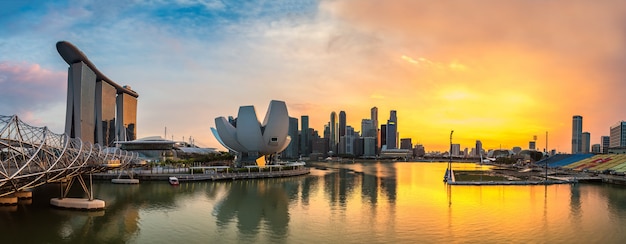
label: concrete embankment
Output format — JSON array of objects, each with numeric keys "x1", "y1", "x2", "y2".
[
  {"x1": 600, "y1": 174, "x2": 626, "y2": 185},
  {"x1": 94, "y1": 168, "x2": 311, "y2": 182}
]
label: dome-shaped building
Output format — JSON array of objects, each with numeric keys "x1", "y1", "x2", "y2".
[{"x1": 212, "y1": 100, "x2": 291, "y2": 166}]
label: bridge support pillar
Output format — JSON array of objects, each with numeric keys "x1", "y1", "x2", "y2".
[
  {"x1": 14, "y1": 191, "x2": 32, "y2": 199},
  {"x1": 50, "y1": 173, "x2": 105, "y2": 210},
  {"x1": 50, "y1": 198, "x2": 105, "y2": 210},
  {"x1": 0, "y1": 196, "x2": 18, "y2": 205}
]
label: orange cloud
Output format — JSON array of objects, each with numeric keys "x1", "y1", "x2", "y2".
[{"x1": 312, "y1": 0, "x2": 626, "y2": 152}]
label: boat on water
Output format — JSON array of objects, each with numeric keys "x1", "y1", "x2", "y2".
[{"x1": 168, "y1": 176, "x2": 179, "y2": 185}]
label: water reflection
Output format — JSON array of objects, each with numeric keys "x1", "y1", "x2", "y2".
[
  {"x1": 212, "y1": 180, "x2": 290, "y2": 239},
  {"x1": 2, "y1": 163, "x2": 626, "y2": 243},
  {"x1": 319, "y1": 162, "x2": 398, "y2": 208},
  {"x1": 569, "y1": 184, "x2": 581, "y2": 221}
]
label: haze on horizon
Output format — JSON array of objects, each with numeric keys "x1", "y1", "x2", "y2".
[{"x1": 2, "y1": 0, "x2": 626, "y2": 152}]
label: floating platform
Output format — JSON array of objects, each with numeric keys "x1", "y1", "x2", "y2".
[
  {"x1": 111, "y1": 178, "x2": 139, "y2": 184},
  {"x1": 50, "y1": 198, "x2": 105, "y2": 210},
  {"x1": 448, "y1": 180, "x2": 570, "y2": 185}
]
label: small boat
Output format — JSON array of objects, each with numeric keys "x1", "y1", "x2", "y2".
[{"x1": 168, "y1": 176, "x2": 179, "y2": 185}]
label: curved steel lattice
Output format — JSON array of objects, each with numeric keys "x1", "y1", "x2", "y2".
[{"x1": 0, "y1": 115, "x2": 138, "y2": 197}]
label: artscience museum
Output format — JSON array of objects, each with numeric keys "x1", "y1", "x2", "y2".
[{"x1": 211, "y1": 100, "x2": 291, "y2": 165}]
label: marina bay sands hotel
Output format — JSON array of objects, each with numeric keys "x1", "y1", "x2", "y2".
[{"x1": 56, "y1": 41, "x2": 138, "y2": 146}]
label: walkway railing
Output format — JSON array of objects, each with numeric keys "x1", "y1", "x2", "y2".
[{"x1": 0, "y1": 115, "x2": 138, "y2": 197}]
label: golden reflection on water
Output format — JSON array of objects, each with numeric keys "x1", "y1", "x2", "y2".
[{"x1": 292, "y1": 162, "x2": 626, "y2": 243}]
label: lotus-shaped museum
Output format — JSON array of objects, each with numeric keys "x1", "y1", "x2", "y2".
[{"x1": 211, "y1": 100, "x2": 291, "y2": 163}]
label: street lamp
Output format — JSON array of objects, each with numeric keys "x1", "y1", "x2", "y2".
[{"x1": 446, "y1": 130, "x2": 454, "y2": 183}]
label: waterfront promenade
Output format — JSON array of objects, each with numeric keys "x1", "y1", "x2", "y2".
[{"x1": 94, "y1": 167, "x2": 310, "y2": 182}]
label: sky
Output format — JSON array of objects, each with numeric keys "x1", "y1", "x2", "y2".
[{"x1": 2, "y1": 0, "x2": 626, "y2": 153}]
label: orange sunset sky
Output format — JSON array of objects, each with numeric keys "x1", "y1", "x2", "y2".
[{"x1": 2, "y1": 0, "x2": 626, "y2": 152}]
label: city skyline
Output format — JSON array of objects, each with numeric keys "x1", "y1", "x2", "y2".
[{"x1": 3, "y1": 1, "x2": 626, "y2": 151}]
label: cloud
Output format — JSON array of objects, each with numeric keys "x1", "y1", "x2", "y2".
[
  {"x1": 0, "y1": 61, "x2": 66, "y2": 116},
  {"x1": 3, "y1": 0, "x2": 626, "y2": 151}
]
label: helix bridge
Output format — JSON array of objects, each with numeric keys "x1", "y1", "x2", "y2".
[{"x1": 0, "y1": 114, "x2": 139, "y2": 198}]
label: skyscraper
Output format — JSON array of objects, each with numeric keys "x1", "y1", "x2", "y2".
[
  {"x1": 582, "y1": 132, "x2": 590, "y2": 153},
  {"x1": 386, "y1": 121, "x2": 397, "y2": 149},
  {"x1": 330, "y1": 112, "x2": 337, "y2": 154},
  {"x1": 390, "y1": 110, "x2": 397, "y2": 124},
  {"x1": 300, "y1": 115, "x2": 310, "y2": 156},
  {"x1": 363, "y1": 137, "x2": 376, "y2": 157},
  {"x1": 386, "y1": 110, "x2": 398, "y2": 149},
  {"x1": 339, "y1": 111, "x2": 346, "y2": 138},
  {"x1": 380, "y1": 124, "x2": 387, "y2": 148},
  {"x1": 361, "y1": 119, "x2": 375, "y2": 137},
  {"x1": 283, "y1": 117, "x2": 299, "y2": 159},
  {"x1": 371, "y1": 107, "x2": 379, "y2": 153},
  {"x1": 323, "y1": 124, "x2": 330, "y2": 140},
  {"x1": 371, "y1": 107, "x2": 378, "y2": 131},
  {"x1": 572, "y1": 115, "x2": 583, "y2": 154},
  {"x1": 338, "y1": 111, "x2": 346, "y2": 153},
  {"x1": 116, "y1": 91, "x2": 138, "y2": 141}
]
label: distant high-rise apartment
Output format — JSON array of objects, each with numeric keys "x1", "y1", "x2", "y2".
[
  {"x1": 601, "y1": 136, "x2": 610, "y2": 154},
  {"x1": 300, "y1": 116, "x2": 310, "y2": 156},
  {"x1": 529, "y1": 141, "x2": 536, "y2": 150},
  {"x1": 610, "y1": 121, "x2": 626, "y2": 148},
  {"x1": 582, "y1": 132, "x2": 590, "y2": 153},
  {"x1": 572, "y1": 115, "x2": 583, "y2": 153}
]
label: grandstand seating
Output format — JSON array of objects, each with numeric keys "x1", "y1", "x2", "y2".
[{"x1": 541, "y1": 154, "x2": 593, "y2": 168}]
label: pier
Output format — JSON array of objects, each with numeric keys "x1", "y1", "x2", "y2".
[{"x1": 449, "y1": 180, "x2": 571, "y2": 186}]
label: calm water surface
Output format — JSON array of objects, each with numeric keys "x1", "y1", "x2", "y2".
[{"x1": 2, "y1": 162, "x2": 626, "y2": 243}]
